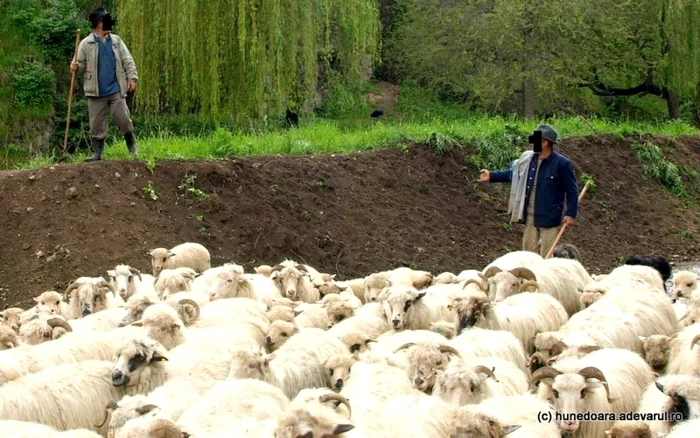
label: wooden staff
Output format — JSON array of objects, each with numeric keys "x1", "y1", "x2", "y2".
[
  {"x1": 62, "y1": 29, "x2": 81, "y2": 159},
  {"x1": 545, "y1": 180, "x2": 592, "y2": 259}
]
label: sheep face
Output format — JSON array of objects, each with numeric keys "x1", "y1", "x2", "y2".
[
  {"x1": 401, "y1": 344, "x2": 455, "y2": 392},
  {"x1": 449, "y1": 409, "x2": 519, "y2": 438},
  {"x1": 133, "y1": 304, "x2": 184, "y2": 350},
  {"x1": 64, "y1": 278, "x2": 114, "y2": 317},
  {"x1": 108, "y1": 265, "x2": 142, "y2": 300},
  {"x1": 673, "y1": 271, "x2": 699, "y2": 300},
  {"x1": 106, "y1": 395, "x2": 164, "y2": 438},
  {"x1": 451, "y1": 293, "x2": 491, "y2": 335},
  {"x1": 266, "y1": 320, "x2": 299, "y2": 352},
  {"x1": 119, "y1": 295, "x2": 155, "y2": 327},
  {"x1": 148, "y1": 248, "x2": 174, "y2": 277},
  {"x1": 0, "y1": 325, "x2": 18, "y2": 350},
  {"x1": 271, "y1": 266, "x2": 307, "y2": 300},
  {"x1": 33, "y1": 291, "x2": 63, "y2": 315},
  {"x1": 654, "y1": 380, "x2": 700, "y2": 426},
  {"x1": 640, "y1": 335, "x2": 672, "y2": 371},
  {"x1": 363, "y1": 273, "x2": 391, "y2": 303},
  {"x1": 433, "y1": 272, "x2": 459, "y2": 285},
  {"x1": 487, "y1": 272, "x2": 521, "y2": 301},
  {"x1": 533, "y1": 367, "x2": 611, "y2": 435},
  {"x1": 324, "y1": 354, "x2": 355, "y2": 391},
  {"x1": 227, "y1": 348, "x2": 272, "y2": 380},
  {"x1": 380, "y1": 286, "x2": 426, "y2": 330},
  {"x1": 207, "y1": 269, "x2": 242, "y2": 301},
  {"x1": 434, "y1": 359, "x2": 494, "y2": 406},
  {"x1": 605, "y1": 421, "x2": 653, "y2": 438},
  {"x1": 274, "y1": 398, "x2": 354, "y2": 438},
  {"x1": 0, "y1": 307, "x2": 23, "y2": 332},
  {"x1": 325, "y1": 300, "x2": 355, "y2": 327},
  {"x1": 338, "y1": 330, "x2": 374, "y2": 358},
  {"x1": 155, "y1": 268, "x2": 195, "y2": 300},
  {"x1": 111, "y1": 338, "x2": 168, "y2": 387}
]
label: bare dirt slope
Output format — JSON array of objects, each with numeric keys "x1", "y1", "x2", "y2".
[{"x1": 0, "y1": 134, "x2": 698, "y2": 308}]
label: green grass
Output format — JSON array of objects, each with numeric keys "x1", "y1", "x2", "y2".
[{"x1": 15, "y1": 114, "x2": 700, "y2": 171}]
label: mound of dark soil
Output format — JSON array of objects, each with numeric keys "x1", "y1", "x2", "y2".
[{"x1": 0, "y1": 134, "x2": 698, "y2": 308}]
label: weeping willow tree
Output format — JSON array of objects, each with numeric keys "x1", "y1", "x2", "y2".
[{"x1": 115, "y1": 0, "x2": 380, "y2": 118}]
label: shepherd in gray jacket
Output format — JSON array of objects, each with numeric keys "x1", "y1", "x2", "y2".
[{"x1": 70, "y1": 7, "x2": 139, "y2": 162}]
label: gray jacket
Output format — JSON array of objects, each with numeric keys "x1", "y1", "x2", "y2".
[{"x1": 76, "y1": 33, "x2": 138, "y2": 98}]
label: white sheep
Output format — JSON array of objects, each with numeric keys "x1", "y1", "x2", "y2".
[
  {"x1": 269, "y1": 261, "x2": 320, "y2": 303},
  {"x1": 580, "y1": 264, "x2": 666, "y2": 307},
  {"x1": 265, "y1": 320, "x2": 300, "y2": 351},
  {"x1": 362, "y1": 267, "x2": 432, "y2": 303},
  {"x1": 107, "y1": 264, "x2": 157, "y2": 301},
  {"x1": 291, "y1": 302, "x2": 331, "y2": 329},
  {"x1": 0, "y1": 325, "x2": 18, "y2": 350},
  {"x1": 31, "y1": 291, "x2": 71, "y2": 317},
  {"x1": 531, "y1": 348, "x2": 655, "y2": 438},
  {"x1": 175, "y1": 378, "x2": 291, "y2": 436},
  {"x1": 451, "y1": 290, "x2": 568, "y2": 354},
  {"x1": 667, "y1": 324, "x2": 700, "y2": 376},
  {"x1": 274, "y1": 388, "x2": 355, "y2": 438},
  {"x1": 0, "y1": 420, "x2": 102, "y2": 437},
  {"x1": 480, "y1": 257, "x2": 592, "y2": 316},
  {"x1": 153, "y1": 267, "x2": 197, "y2": 300},
  {"x1": 672, "y1": 270, "x2": 699, "y2": 301},
  {"x1": 450, "y1": 327, "x2": 529, "y2": 373},
  {"x1": 337, "y1": 329, "x2": 376, "y2": 359},
  {"x1": 379, "y1": 284, "x2": 455, "y2": 331},
  {"x1": 63, "y1": 276, "x2": 124, "y2": 319},
  {"x1": 391, "y1": 341, "x2": 463, "y2": 392},
  {"x1": 18, "y1": 312, "x2": 74, "y2": 345},
  {"x1": 207, "y1": 269, "x2": 283, "y2": 304},
  {"x1": 148, "y1": 242, "x2": 211, "y2": 277},
  {"x1": 482, "y1": 250, "x2": 544, "y2": 272},
  {"x1": 640, "y1": 334, "x2": 674, "y2": 374},
  {"x1": 327, "y1": 302, "x2": 392, "y2": 341},
  {"x1": 0, "y1": 307, "x2": 23, "y2": 333},
  {"x1": 635, "y1": 374, "x2": 700, "y2": 436},
  {"x1": 433, "y1": 356, "x2": 529, "y2": 406}
]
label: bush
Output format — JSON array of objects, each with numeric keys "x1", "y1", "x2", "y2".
[{"x1": 12, "y1": 61, "x2": 55, "y2": 108}]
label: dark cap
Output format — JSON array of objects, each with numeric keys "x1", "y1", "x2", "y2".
[
  {"x1": 89, "y1": 8, "x2": 108, "y2": 28},
  {"x1": 536, "y1": 124, "x2": 558, "y2": 144}
]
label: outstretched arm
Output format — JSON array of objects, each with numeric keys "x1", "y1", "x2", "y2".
[{"x1": 561, "y1": 160, "x2": 579, "y2": 221}]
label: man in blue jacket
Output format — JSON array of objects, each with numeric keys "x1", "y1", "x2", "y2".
[{"x1": 478, "y1": 124, "x2": 579, "y2": 257}]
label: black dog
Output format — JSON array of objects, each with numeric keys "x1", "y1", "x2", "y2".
[{"x1": 624, "y1": 256, "x2": 672, "y2": 282}]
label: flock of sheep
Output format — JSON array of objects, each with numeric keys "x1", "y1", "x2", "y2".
[{"x1": 0, "y1": 241, "x2": 699, "y2": 437}]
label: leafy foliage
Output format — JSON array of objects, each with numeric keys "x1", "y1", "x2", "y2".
[
  {"x1": 632, "y1": 141, "x2": 687, "y2": 198},
  {"x1": 11, "y1": 61, "x2": 55, "y2": 108}
]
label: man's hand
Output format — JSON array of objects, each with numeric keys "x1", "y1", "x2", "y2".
[
  {"x1": 563, "y1": 216, "x2": 576, "y2": 227},
  {"x1": 127, "y1": 80, "x2": 137, "y2": 92},
  {"x1": 478, "y1": 169, "x2": 490, "y2": 183},
  {"x1": 70, "y1": 61, "x2": 79, "y2": 73}
]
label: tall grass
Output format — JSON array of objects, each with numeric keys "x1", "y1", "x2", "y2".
[{"x1": 20, "y1": 114, "x2": 699, "y2": 171}]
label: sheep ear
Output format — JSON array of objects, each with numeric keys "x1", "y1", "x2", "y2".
[
  {"x1": 135, "y1": 404, "x2": 159, "y2": 415},
  {"x1": 170, "y1": 323, "x2": 181, "y2": 331},
  {"x1": 33, "y1": 297, "x2": 40, "y2": 303},
  {"x1": 150, "y1": 352, "x2": 168, "y2": 363},
  {"x1": 639, "y1": 336, "x2": 647, "y2": 342},
  {"x1": 415, "y1": 292, "x2": 427, "y2": 301},
  {"x1": 503, "y1": 425, "x2": 521, "y2": 435},
  {"x1": 131, "y1": 321, "x2": 144, "y2": 327},
  {"x1": 147, "y1": 250, "x2": 154, "y2": 257},
  {"x1": 107, "y1": 270, "x2": 115, "y2": 277},
  {"x1": 168, "y1": 252, "x2": 176, "y2": 258},
  {"x1": 333, "y1": 424, "x2": 355, "y2": 434}
]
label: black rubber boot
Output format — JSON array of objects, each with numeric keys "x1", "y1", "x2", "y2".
[
  {"x1": 124, "y1": 131, "x2": 138, "y2": 155},
  {"x1": 85, "y1": 137, "x2": 104, "y2": 162}
]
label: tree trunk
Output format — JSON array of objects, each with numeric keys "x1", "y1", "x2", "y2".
[{"x1": 664, "y1": 89, "x2": 681, "y2": 119}]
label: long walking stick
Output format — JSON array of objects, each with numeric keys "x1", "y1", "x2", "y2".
[
  {"x1": 545, "y1": 180, "x2": 592, "y2": 259},
  {"x1": 62, "y1": 29, "x2": 81, "y2": 160}
]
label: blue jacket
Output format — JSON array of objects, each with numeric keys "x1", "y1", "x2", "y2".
[{"x1": 490, "y1": 150, "x2": 579, "y2": 228}]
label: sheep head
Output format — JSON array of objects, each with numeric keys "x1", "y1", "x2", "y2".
[
  {"x1": 64, "y1": 277, "x2": 115, "y2": 317},
  {"x1": 274, "y1": 390, "x2": 354, "y2": 438},
  {"x1": 532, "y1": 366, "x2": 614, "y2": 435},
  {"x1": 270, "y1": 264, "x2": 309, "y2": 301},
  {"x1": 434, "y1": 358, "x2": 498, "y2": 406},
  {"x1": 640, "y1": 335, "x2": 672, "y2": 372},
  {"x1": 433, "y1": 272, "x2": 459, "y2": 285},
  {"x1": 605, "y1": 421, "x2": 653, "y2": 438},
  {"x1": 324, "y1": 354, "x2": 355, "y2": 392},
  {"x1": 133, "y1": 303, "x2": 185, "y2": 350},
  {"x1": 672, "y1": 271, "x2": 698, "y2": 301},
  {"x1": 266, "y1": 305, "x2": 296, "y2": 323},
  {"x1": 450, "y1": 292, "x2": 492, "y2": 335},
  {"x1": 111, "y1": 338, "x2": 168, "y2": 388},
  {"x1": 0, "y1": 307, "x2": 23, "y2": 333},
  {"x1": 227, "y1": 347, "x2": 275, "y2": 380},
  {"x1": 338, "y1": 330, "x2": 375, "y2": 358},
  {"x1": 380, "y1": 285, "x2": 427, "y2": 330},
  {"x1": 324, "y1": 300, "x2": 356, "y2": 327},
  {"x1": 33, "y1": 291, "x2": 65, "y2": 316},
  {"x1": 449, "y1": 408, "x2": 521, "y2": 438},
  {"x1": 653, "y1": 380, "x2": 694, "y2": 425},
  {"x1": 108, "y1": 264, "x2": 142, "y2": 300},
  {"x1": 363, "y1": 272, "x2": 392, "y2": 303},
  {"x1": 483, "y1": 267, "x2": 538, "y2": 301},
  {"x1": 265, "y1": 320, "x2": 299, "y2": 352},
  {"x1": 19, "y1": 314, "x2": 72, "y2": 345},
  {"x1": 394, "y1": 342, "x2": 461, "y2": 392},
  {"x1": 120, "y1": 295, "x2": 155, "y2": 327},
  {"x1": 0, "y1": 325, "x2": 19, "y2": 350},
  {"x1": 148, "y1": 248, "x2": 175, "y2": 277}
]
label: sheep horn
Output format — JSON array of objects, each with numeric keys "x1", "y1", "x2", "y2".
[
  {"x1": 393, "y1": 342, "x2": 416, "y2": 353},
  {"x1": 128, "y1": 267, "x2": 143, "y2": 280},
  {"x1": 438, "y1": 345, "x2": 462, "y2": 357},
  {"x1": 690, "y1": 335, "x2": 700, "y2": 351},
  {"x1": 63, "y1": 281, "x2": 80, "y2": 300},
  {"x1": 94, "y1": 401, "x2": 118, "y2": 428},
  {"x1": 529, "y1": 366, "x2": 562, "y2": 390},
  {"x1": 463, "y1": 278, "x2": 486, "y2": 291},
  {"x1": 99, "y1": 279, "x2": 117, "y2": 296},
  {"x1": 578, "y1": 366, "x2": 614, "y2": 403},
  {"x1": 509, "y1": 267, "x2": 537, "y2": 281},
  {"x1": 519, "y1": 280, "x2": 540, "y2": 292},
  {"x1": 47, "y1": 318, "x2": 73, "y2": 332},
  {"x1": 527, "y1": 352, "x2": 549, "y2": 368},
  {"x1": 145, "y1": 419, "x2": 186, "y2": 437},
  {"x1": 550, "y1": 340, "x2": 568, "y2": 357},
  {"x1": 295, "y1": 264, "x2": 309, "y2": 274},
  {"x1": 319, "y1": 393, "x2": 352, "y2": 419},
  {"x1": 482, "y1": 266, "x2": 502, "y2": 281},
  {"x1": 177, "y1": 298, "x2": 200, "y2": 323},
  {"x1": 473, "y1": 365, "x2": 497, "y2": 381}
]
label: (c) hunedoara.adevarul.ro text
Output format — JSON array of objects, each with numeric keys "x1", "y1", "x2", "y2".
[{"x1": 537, "y1": 410, "x2": 683, "y2": 423}]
